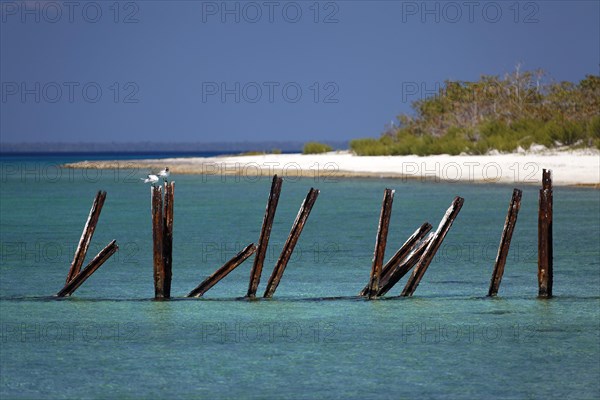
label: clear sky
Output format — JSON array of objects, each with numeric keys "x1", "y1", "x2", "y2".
[{"x1": 1, "y1": 0, "x2": 598, "y2": 144}]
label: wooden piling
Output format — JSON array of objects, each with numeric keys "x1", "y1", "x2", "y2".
[
  {"x1": 538, "y1": 169, "x2": 553, "y2": 298},
  {"x1": 187, "y1": 243, "x2": 257, "y2": 298},
  {"x1": 57, "y1": 240, "x2": 118, "y2": 297},
  {"x1": 247, "y1": 175, "x2": 283, "y2": 298},
  {"x1": 488, "y1": 188, "x2": 522, "y2": 297},
  {"x1": 365, "y1": 189, "x2": 395, "y2": 299},
  {"x1": 163, "y1": 182, "x2": 175, "y2": 298},
  {"x1": 263, "y1": 188, "x2": 320, "y2": 298},
  {"x1": 401, "y1": 196, "x2": 464, "y2": 297},
  {"x1": 66, "y1": 191, "x2": 106, "y2": 283},
  {"x1": 377, "y1": 233, "x2": 433, "y2": 296},
  {"x1": 151, "y1": 186, "x2": 166, "y2": 299},
  {"x1": 359, "y1": 222, "x2": 432, "y2": 296}
]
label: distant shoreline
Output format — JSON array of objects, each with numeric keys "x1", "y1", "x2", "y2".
[
  {"x1": 0, "y1": 140, "x2": 343, "y2": 154},
  {"x1": 62, "y1": 150, "x2": 600, "y2": 187}
]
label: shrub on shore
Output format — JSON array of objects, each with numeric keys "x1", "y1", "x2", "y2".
[
  {"x1": 303, "y1": 142, "x2": 333, "y2": 154},
  {"x1": 350, "y1": 70, "x2": 600, "y2": 155},
  {"x1": 237, "y1": 149, "x2": 284, "y2": 156}
]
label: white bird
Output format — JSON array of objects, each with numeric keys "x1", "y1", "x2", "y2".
[
  {"x1": 158, "y1": 167, "x2": 170, "y2": 182},
  {"x1": 141, "y1": 174, "x2": 159, "y2": 185}
]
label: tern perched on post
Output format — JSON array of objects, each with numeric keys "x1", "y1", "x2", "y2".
[
  {"x1": 158, "y1": 167, "x2": 170, "y2": 182},
  {"x1": 142, "y1": 174, "x2": 159, "y2": 186}
]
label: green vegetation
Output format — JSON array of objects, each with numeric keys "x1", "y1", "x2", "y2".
[
  {"x1": 303, "y1": 142, "x2": 333, "y2": 154},
  {"x1": 350, "y1": 69, "x2": 600, "y2": 156},
  {"x1": 236, "y1": 149, "x2": 283, "y2": 156}
]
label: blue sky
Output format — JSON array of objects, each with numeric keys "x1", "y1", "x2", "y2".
[{"x1": 1, "y1": 0, "x2": 598, "y2": 143}]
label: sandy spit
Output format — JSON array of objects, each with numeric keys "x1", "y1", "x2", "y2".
[{"x1": 63, "y1": 150, "x2": 600, "y2": 187}]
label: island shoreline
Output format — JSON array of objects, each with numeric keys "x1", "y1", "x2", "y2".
[{"x1": 62, "y1": 150, "x2": 600, "y2": 188}]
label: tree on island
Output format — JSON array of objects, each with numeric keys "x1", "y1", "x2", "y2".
[{"x1": 351, "y1": 68, "x2": 600, "y2": 156}]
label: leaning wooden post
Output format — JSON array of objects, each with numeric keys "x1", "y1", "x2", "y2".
[
  {"x1": 401, "y1": 196, "x2": 464, "y2": 297},
  {"x1": 365, "y1": 189, "x2": 394, "y2": 299},
  {"x1": 488, "y1": 188, "x2": 522, "y2": 297},
  {"x1": 57, "y1": 240, "x2": 118, "y2": 297},
  {"x1": 360, "y1": 222, "x2": 432, "y2": 296},
  {"x1": 247, "y1": 175, "x2": 283, "y2": 298},
  {"x1": 263, "y1": 188, "x2": 320, "y2": 298},
  {"x1": 151, "y1": 186, "x2": 166, "y2": 299},
  {"x1": 377, "y1": 233, "x2": 433, "y2": 296},
  {"x1": 66, "y1": 190, "x2": 106, "y2": 283},
  {"x1": 163, "y1": 182, "x2": 175, "y2": 298},
  {"x1": 538, "y1": 169, "x2": 553, "y2": 298},
  {"x1": 187, "y1": 244, "x2": 257, "y2": 298}
]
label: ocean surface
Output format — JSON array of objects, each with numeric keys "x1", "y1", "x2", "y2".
[{"x1": 1, "y1": 154, "x2": 599, "y2": 399}]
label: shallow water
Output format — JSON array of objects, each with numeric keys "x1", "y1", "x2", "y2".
[{"x1": 1, "y1": 157, "x2": 599, "y2": 399}]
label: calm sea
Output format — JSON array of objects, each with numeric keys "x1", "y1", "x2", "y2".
[{"x1": 1, "y1": 154, "x2": 599, "y2": 399}]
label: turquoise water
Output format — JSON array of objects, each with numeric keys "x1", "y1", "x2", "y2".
[{"x1": 1, "y1": 157, "x2": 599, "y2": 399}]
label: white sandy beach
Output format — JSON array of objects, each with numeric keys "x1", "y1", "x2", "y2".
[{"x1": 64, "y1": 149, "x2": 600, "y2": 187}]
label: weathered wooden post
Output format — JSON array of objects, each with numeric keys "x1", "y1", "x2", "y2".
[
  {"x1": 365, "y1": 189, "x2": 395, "y2": 299},
  {"x1": 377, "y1": 233, "x2": 433, "y2": 296},
  {"x1": 538, "y1": 169, "x2": 553, "y2": 298},
  {"x1": 66, "y1": 190, "x2": 106, "y2": 283},
  {"x1": 488, "y1": 188, "x2": 522, "y2": 297},
  {"x1": 187, "y1": 243, "x2": 257, "y2": 298},
  {"x1": 57, "y1": 240, "x2": 118, "y2": 297},
  {"x1": 263, "y1": 188, "x2": 320, "y2": 298},
  {"x1": 151, "y1": 186, "x2": 166, "y2": 299},
  {"x1": 360, "y1": 222, "x2": 432, "y2": 296},
  {"x1": 163, "y1": 182, "x2": 175, "y2": 298},
  {"x1": 401, "y1": 196, "x2": 464, "y2": 297},
  {"x1": 247, "y1": 175, "x2": 283, "y2": 298}
]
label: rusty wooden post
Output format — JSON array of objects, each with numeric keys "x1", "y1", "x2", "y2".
[
  {"x1": 538, "y1": 169, "x2": 553, "y2": 298},
  {"x1": 377, "y1": 233, "x2": 433, "y2": 296},
  {"x1": 66, "y1": 190, "x2": 106, "y2": 283},
  {"x1": 247, "y1": 175, "x2": 283, "y2": 298},
  {"x1": 401, "y1": 196, "x2": 464, "y2": 297},
  {"x1": 359, "y1": 222, "x2": 432, "y2": 296},
  {"x1": 57, "y1": 240, "x2": 118, "y2": 297},
  {"x1": 488, "y1": 188, "x2": 522, "y2": 297},
  {"x1": 163, "y1": 182, "x2": 174, "y2": 298},
  {"x1": 187, "y1": 243, "x2": 257, "y2": 298},
  {"x1": 151, "y1": 186, "x2": 166, "y2": 299},
  {"x1": 365, "y1": 189, "x2": 395, "y2": 299},
  {"x1": 263, "y1": 188, "x2": 320, "y2": 298}
]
